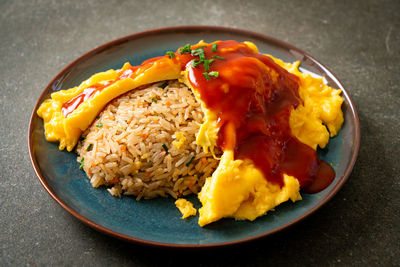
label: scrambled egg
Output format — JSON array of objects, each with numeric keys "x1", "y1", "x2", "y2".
[
  {"x1": 195, "y1": 57, "x2": 343, "y2": 226},
  {"x1": 197, "y1": 150, "x2": 301, "y2": 226},
  {"x1": 37, "y1": 41, "x2": 343, "y2": 226},
  {"x1": 272, "y1": 57, "x2": 343, "y2": 149},
  {"x1": 172, "y1": 132, "x2": 186, "y2": 149},
  {"x1": 175, "y1": 198, "x2": 197, "y2": 219}
]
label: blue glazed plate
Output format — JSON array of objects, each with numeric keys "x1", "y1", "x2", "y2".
[{"x1": 28, "y1": 26, "x2": 360, "y2": 247}]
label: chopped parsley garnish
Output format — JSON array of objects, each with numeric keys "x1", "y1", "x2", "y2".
[
  {"x1": 162, "y1": 144, "x2": 169, "y2": 153},
  {"x1": 203, "y1": 72, "x2": 211, "y2": 80},
  {"x1": 191, "y1": 59, "x2": 202, "y2": 67},
  {"x1": 159, "y1": 81, "x2": 168, "y2": 89},
  {"x1": 180, "y1": 43, "x2": 223, "y2": 81},
  {"x1": 96, "y1": 123, "x2": 103, "y2": 128},
  {"x1": 80, "y1": 134, "x2": 86, "y2": 141},
  {"x1": 208, "y1": 71, "x2": 219, "y2": 78},
  {"x1": 212, "y1": 55, "x2": 226, "y2": 60},
  {"x1": 203, "y1": 59, "x2": 215, "y2": 71},
  {"x1": 86, "y1": 144, "x2": 93, "y2": 151},
  {"x1": 151, "y1": 98, "x2": 157, "y2": 103},
  {"x1": 79, "y1": 158, "x2": 84, "y2": 169},
  {"x1": 178, "y1": 43, "x2": 192, "y2": 54},
  {"x1": 185, "y1": 156, "x2": 195, "y2": 166},
  {"x1": 191, "y1": 46, "x2": 206, "y2": 60},
  {"x1": 166, "y1": 51, "x2": 175, "y2": 59},
  {"x1": 203, "y1": 71, "x2": 219, "y2": 80}
]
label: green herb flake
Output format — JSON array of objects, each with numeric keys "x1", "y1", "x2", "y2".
[
  {"x1": 80, "y1": 134, "x2": 86, "y2": 141},
  {"x1": 208, "y1": 71, "x2": 219, "y2": 78},
  {"x1": 79, "y1": 158, "x2": 84, "y2": 169},
  {"x1": 211, "y1": 43, "x2": 217, "y2": 52},
  {"x1": 191, "y1": 47, "x2": 206, "y2": 60},
  {"x1": 151, "y1": 98, "x2": 157, "y2": 103},
  {"x1": 178, "y1": 44, "x2": 192, "y2": 54},
  {"x1": 96, "y1": 123, "x2": 103, "y2": 128},
  {"x1": 203, "y1": 59, "x2": 215, "y2": 71},
  {"x1": 162, "y1": 144, "x2": 169, "y2": 153},
  {"x1": 191, "y1": 59, "x2": 202, "y2": 68},
  {"x1": 212, "y1": 55, "x2": 226, "y2": 60},
  {"x1": 185, "y1": 156, "x2": 196, "y2": 166},
  {"x1": 203, "y1": 72, "x2": 211, "y2": 80},
  {"x1": 86, "y1": 144, "x2": 93, "y2": 151},
  {"x1": 166, "y1": 51, "x2": 175, "y2": 59},
  {"x1": 159, "y1": 81, "x2": 168, "y2": 89}
]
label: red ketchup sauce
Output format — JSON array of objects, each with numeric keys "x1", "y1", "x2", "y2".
[
  {"x1": 61, "y1": 40, "x2": 335, "y2": 193},
  {"x1": 184, "y1": 41, "x2": 335, "y2": 193},
  {"x1": 62, "y1": 65, "x2": 141, "y2": 117},
  {"x1": 62, "y1": 82, "x2": 112, "y2": 117}
]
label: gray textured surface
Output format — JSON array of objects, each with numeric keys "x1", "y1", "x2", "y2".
[{"x1": 1, "y1": 0, "x2": 399, "y2": 266}]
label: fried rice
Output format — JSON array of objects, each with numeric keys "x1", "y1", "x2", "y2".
[{"x1": 76, "y1": 80, "x2": 220, "y2": 200}]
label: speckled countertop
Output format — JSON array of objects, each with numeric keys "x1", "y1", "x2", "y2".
[{"x1": 1, "y1": 0, "x2": 399, "y2": 266}]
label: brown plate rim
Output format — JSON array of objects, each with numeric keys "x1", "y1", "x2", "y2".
[{"x1": 28, "y1": 25, "x2": 361, "y2": 248}]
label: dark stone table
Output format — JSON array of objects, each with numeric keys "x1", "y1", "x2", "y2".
[{"x1": 1, "y1": 0, "x2": 398, "y2": 265}]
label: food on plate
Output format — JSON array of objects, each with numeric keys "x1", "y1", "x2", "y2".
[
  {"x1": 37, "y1": 40, "x2": 343, "y2": 226},
  {"x1": 175, "y1": 198, "x2": 197, "y2": 219}
]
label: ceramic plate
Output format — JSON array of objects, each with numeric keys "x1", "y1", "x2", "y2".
[{"x1": 28, "y1": 26, "x2": 360, "y2": 247}]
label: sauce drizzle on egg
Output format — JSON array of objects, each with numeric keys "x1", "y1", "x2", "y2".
[{"x1": 185, "y1": 41, "x2": 335, "y2": 193}]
